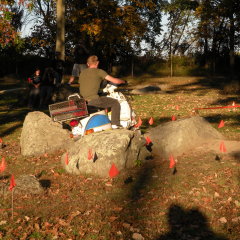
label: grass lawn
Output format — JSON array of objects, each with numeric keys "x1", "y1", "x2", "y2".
[{"x1": 0, "y1": 75, "x2": 239, "y2": 240}]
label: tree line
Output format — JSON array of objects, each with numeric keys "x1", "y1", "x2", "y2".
[{"x1": 1, "y1": 0, "x2": 240, "y2": 78}]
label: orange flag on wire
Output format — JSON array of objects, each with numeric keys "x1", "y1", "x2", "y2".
[
  {"x1": 0, "y1": 138, "x2": 2, "y2": 143},
  {"x1": 176, "y1": 105, "x2": 179, "y2": 110},
  {"x1": 109, "y1": 163, "x2": 119, "y2": 178},
  {"x1": 148, "y1": 117, "x2": 154, "y2": 125},
  {"x1": 135, "y1": 117, "x2": 142, "y2": 128},
  {"x1": 220, "y1": 141, "x2": 227, "y2": 153},
  {"x1": 9, "y1": 175, "x2": 16, "y2": 191},
  {"x1": 218, "y1": 120, "x2": 224, "y2": 128},
  {"x1": 145, "y1": 136, "x2": 152, "y2": 146},
  {"x1": 232, "y1": 102, "x2": 236, "y2": 111},
  {"x1": 65, "y1": 152, "x2": 69, "y2": 165},
  {"x1": 169, "y1": 155, "x2": 176, "y2": 169},
  {"x1": 171, "y1": 115, "x2": 176, "y2": 121},
  {"x1": 0, "y1": 157, "x2": 6, "y2": 173},
  {"x1": 88, "y1": 148, "x2": 94, "y2": 160}
]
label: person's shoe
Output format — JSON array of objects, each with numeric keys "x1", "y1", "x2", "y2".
[{"x1": 112, "y1": 124, "x2": 123, "y2": 129}]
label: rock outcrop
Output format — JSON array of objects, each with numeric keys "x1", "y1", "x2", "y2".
[
  {"x1": 61, "y1": 129, "x2": 150, "y2": 177},
  {"x1": 146, "y1": 116, "x2": 224, "y2": 158}
]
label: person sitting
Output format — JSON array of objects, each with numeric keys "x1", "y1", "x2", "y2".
[
  {"x1": 28, "y1": 67, "x2": 41, "y2": 108},
  {"x1": 79, "y1": 55, "x2": 125, "y2": 129},
  {"x1": 39, "y1": 67, "x2": 55, "y2": 108}
]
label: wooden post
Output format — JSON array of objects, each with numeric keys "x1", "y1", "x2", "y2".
[{"x1": 56, "y1": 0, "x2": 65, "y2": 61}]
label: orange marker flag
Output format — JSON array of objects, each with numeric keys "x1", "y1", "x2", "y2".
[
  {"x1": 148, "y1": 117, "x2": 154, "y2": 125},
  {"x1": 145, "y1": 136, "x2": 152, "y2": 146},
  {"x1": 88, "y1": 148, "x2": 94, "y2": 160},
  {"x1": 0, "y1": 157, "x2": 6, "y2": 173},
  {"x1": 169, "y1": 155, "x2": 176, "y2": 169},
  {"x1": 135, "y1": 117, "x2": 142, "y2": 128},
  {"x1": 65, "y1": 152, "x2": 69, "y2": 165},
  {"x1": 109, "y1": 163, "x2": 119, "y2": 178},
  {"x1": 220, "y1": 141, "x2": 227, "y2": 153},
  {"x1": 218, "y1": 120, "x2": 224, "y2": 128},
  {"x1": 0, "y1": 138, "x2": 2, "y2": 143},
  {"x1": 9, "y1": 174, "x2": 16, "y2": 191},
  {"x1": 171, "y1": 115, "x2": 176, "y2": 121},
  {"x1": 176, "y1": 105, "x2": 179, "y2": 110}
]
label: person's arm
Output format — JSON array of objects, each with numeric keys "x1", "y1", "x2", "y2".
[{"x1": 105, "y1": 75, "x2": 125, "y2": 85}]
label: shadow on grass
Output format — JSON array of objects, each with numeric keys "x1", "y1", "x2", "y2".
[
  {"x1": 39, "y1": 179, "x2": 51, "y2": 189},
  {"x1": 156, "y1": 204, "x2": 228, "y2": 240},
  {"x1": 231, "y1": 151, "x2": 240, "y2": 162},
  {"x1": 0, "y1": 123, "x2": 23, "y2": 138},
  {"x1": 146, "y1": 76, "x2": 239, "y2": 98},
  {"x1": 203, "y1": 113, "x2": 240, "y2": 129},
  {"x1": 128, "y1": 162, "x2": 153, "y2": 201}
]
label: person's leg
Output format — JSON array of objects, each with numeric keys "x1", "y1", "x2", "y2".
[
  {"x1": 46, "y1": 86, "x2": 53, "y2": 104},
  {"x1": 39, "y1": 87, "x2": 45, "y2": 107},
  {"x1": 28, "y1": 89, "x2": 34, "y2": 107},
  {"x1": 32, "y1": 88, "x2": 40, "y2": 108},
  {"x1": 88, "y1": 97, "x2": 121, "y2": 126}
]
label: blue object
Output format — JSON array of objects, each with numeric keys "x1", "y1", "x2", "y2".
[{"x1": 85, "y1": 114, "x2": 110, "y2": 130}]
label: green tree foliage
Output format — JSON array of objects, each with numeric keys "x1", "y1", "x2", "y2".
[
  {"x1": 0, "y1": 0, "x2": 23, "y2": 47},
  {"x1": 160, "y1": 0, "x2": 198, "y2": 56},
  {"x1": 24, "y1": 0, "x2": 165, "y2": 66},
  {"x1": 195, "y1": 0, "x2": 240, "y2": 73},
  {"x1": 160, "y1": 0, "x2": 240, "y2": 76}
]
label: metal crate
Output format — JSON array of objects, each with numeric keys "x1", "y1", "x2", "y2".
[{"x1": 49, "y1": 98, "x2": 88, "y2": 122}]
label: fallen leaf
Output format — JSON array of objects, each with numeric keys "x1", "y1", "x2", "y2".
[
  {"x1": 234, "y1": 200, "x2": 240, "y2": 207},
  {"x1": 219, "y1": 217, "x2": 227, "y2": 223},
  {"x1": 109, "y1": 216, "x2": 118, "y2": 222}
]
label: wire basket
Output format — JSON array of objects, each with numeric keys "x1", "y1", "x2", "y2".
[{"x1": 49, "y1": 98, "x2": 88, "y2": 122}]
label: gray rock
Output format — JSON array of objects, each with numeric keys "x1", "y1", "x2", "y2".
[
  {"x1": 20, "y1": 111, "x2": 73, "y2": 156},
  {"x1": 146, "y1": 116, "x2": 224, "y2": 158},
  {"x1": 15, "y1": 175, "x2": 44, "y2": 194},
  {"x1": 0, "y1": 175, "x2": 44, "y2": 196},
  {"x1": 61, "y1": 129, "x2": 150, "y2": 177}
]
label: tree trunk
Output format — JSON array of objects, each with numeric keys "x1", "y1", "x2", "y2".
[
  {"x1": 56, "y1": 0, "x2": 65, "y2": 61},
  {"x1": 229, "y1": 13, "x2": 235, "y2": 79}
]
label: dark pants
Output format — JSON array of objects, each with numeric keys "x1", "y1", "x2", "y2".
[
  {"x1": 28, "y1": 87, "x2": 40, "y2": 108},
  {"x1": 88, "y1": 96, "x2": 121, "y2": 125},
  {"x1": 40, "y1": 85, "x2": 54, "y2": 107}
]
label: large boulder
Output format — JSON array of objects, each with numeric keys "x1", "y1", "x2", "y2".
[
  {"x1": 61, "y1": 129, "x2": 150, "y2": 177},
  {"x1": 146, "y1": 116, "x2": 224, "y2": 158},
  {"x1": 20, "y1": 111, "x2": 73, "y2": 156}
]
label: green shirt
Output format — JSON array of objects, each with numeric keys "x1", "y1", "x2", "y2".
[{"x1": 79, "y1": 68, "x2": 108, "y2": 101}]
